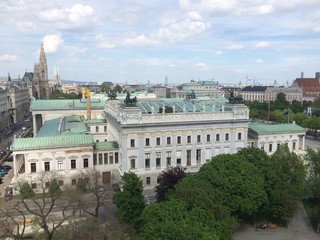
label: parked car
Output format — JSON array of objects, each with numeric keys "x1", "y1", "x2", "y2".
[
  {"x1": 6, "y1": 155, "x2": 13, "y2": 162},
  {"x1": 4, "y1": 129, "x2": 12, "y2": 136},
  {"x1": 1, "y1": 165, "x2": 12, "y2": 171},
  {"x1": 0, "y1": 171, "x2": 5, "y2": 178},
  {"x1": 0, "y1": 168, "x2": 8, "y2": 174}
]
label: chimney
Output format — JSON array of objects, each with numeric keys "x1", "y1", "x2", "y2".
[
  {"x1": 301, "y1": 72, "x2": 304, "y2": 78},
  {"x1": 315, "y1": 72, "x2": 320, "y2": 80}
]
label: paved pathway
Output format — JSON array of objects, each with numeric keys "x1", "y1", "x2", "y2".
[{"x1": 233, "y1": 204, "x2": 319, "y2": 240}]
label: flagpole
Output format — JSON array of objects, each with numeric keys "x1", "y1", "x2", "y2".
[{"x1": 287, "y1": 110, "x2": 289, "y2": 124}]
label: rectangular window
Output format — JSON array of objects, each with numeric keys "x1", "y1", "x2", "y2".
[
  {"x1": 156, "y1": 153, "x2": 161, "y2": 168},
  {"x1": 115, "y1": 152, "x2": 119, "y2": 164},
  {"x1": 104, "y1": 153, "x2": 108, "y2": 164},
  {"x1": 261, "y1": 145, "x2": 264, "y2": 151},
  {"x1": 57, "y1": 161, "x2": 63, "y2": 171},
  {"x1": 130, "y1": 139, "x2": 135, "y2": 147},
  {"x1": 131, "y1": 159, "x2": 135, "y2": 169},
  {"x1": 156, "y1": 137, "x2": 161, "y2": 145},
  {"x1": 167, "y1": 152, "x2": 171, "y2": 167},
  {"x1": 83, "y1": 158, "x2": 89, "y2": 168},
  {"x1": 269, "y1": 144, "x2": 272, "y2": 152},
  {"x1": 71, "y1": 179, "x2": 77, "y2": 186},
  {"x1": 293, "y1": 142, "x2": 296, "y2": 150},
  {"x1": 145, "y1": 153, "x2": 150, "y2": 169},
  {"x1": 146, "y1": 177, "x2": 151, "y2": 185},
  {"x1": 177, "y1": 136, "x2": 181, "y2": 144},
  {"x1": 238, "y1": 133, "x2": 242, "y2": 140},
  {"x1": 187, "y1": 136, "x2": 191, "y2": 143},
  {"x1": 45, "y1": 182, "x2": 50, "y2": 188},
  {"x1": 157, "y1": 177, "x2": 160, "y2": 184},
  {"x1": 96, "y1": 126, "x2": 99, "y2": 132},
  {"x1": 145, "y1": 138, "x2": 150, "y2": 146},
  {"x1": 31, "y1": 183, "x2": 37, "y2": 189},
  {"x1": 277, "y1": 143, "x2": 280, "y2": 149},
  {"x1": 44, "y1": 162, "x2": 50, "y2": 171},
  {"x1": 216, "y1": 134, "x2": 220, "y2": 142},
  {"x1": 225, "y1": 133, "x2": 229, "y2": 141},
  {"x1": 206, "y1": 134, "x2": 210, "y2": 142},
  {"x1": 177, "y1": 158, "x2": 181, "y2": 166},
  {"x1": 109, "y1": 153, "x2": 113, "y2": 164},
  {"x1": 93, "y1": 154, "x2": 97, "y2": 166},
  {"x1": 59, "y1": 180, "x2": 64, "y2": 186},
  {"x1": 167, "y1": 137, "x2": 171, "y2": 145},
  {"x1": 71, "y1": 159, "x2": 76, "y2": 169},
  {"x1": 196, "y1": 149, "x2": 201, "y2": 162},
  {"x1": 104, "y1": 126, "x2": 107, "y2": 132},
  {"x1": 197, "y1": 135, "x2": 201, "y2": 143},
  {"x1": 31, "y1": 163, "x2": 36, "y2": 173},
  {"x1": 99, "y1": 153, "x2": 103, "y2": 165},
  {"x1": 187, "y1": 150, "x2": 191, "y2": 166}
]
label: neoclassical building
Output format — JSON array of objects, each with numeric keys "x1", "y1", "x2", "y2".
[{"x1": 105, "y1": 97, "x2": 250, "y2": 187}]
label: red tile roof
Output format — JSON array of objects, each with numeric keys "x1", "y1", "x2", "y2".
[{"x1": 293, "y1": 78, "x2": 320, "y2": 92}]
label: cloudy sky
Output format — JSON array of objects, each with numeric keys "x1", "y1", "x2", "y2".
[{"x1": 0, "y1": 0, "x2": 320, "y2": 85}]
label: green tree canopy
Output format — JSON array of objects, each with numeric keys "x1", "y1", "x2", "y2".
[
  {"x1": 113, "y1": 172, "x2": 145, "y2": 229},
  {"x1": 139, "y1": 199, "x2": 219, "y2": 240},
  {"x1": 197, "y1": 154, "x2": 267, "y2": 216},
  {"x1": 275, "y1": 92, "x2": 290, "y2": 110},
  {"x1": 305, "y1": 147, "x2": 320, "y2": 200},
  {"x1": 269, "y1": 145, "x2": 305, "y2": 221},
  {"x1": 155, "y1": 166, "x2": 186, "y2": 202},
  {"x1": 171, "y1": 175, "x2": 236, "y2": 240}
]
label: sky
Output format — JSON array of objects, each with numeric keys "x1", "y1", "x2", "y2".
[{"x1": 0, "y1": 0, "x2": 320, "y2": 85}]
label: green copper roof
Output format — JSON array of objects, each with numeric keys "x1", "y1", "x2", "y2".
[
  {"x1": 94, "y1": 141, "x2": 119, "y2": 151},
  {"x1": 31, "y1": 99, "x2": 105, "y2": 111},
  {"x1": 249, "y1": 123, "x2": 305, "y2": 134},
  {"x1": 84, "y1": 119, "x2": 106, "y2": 124},
  {"x1": 11, "y1": 135, "x2": 94, "y2": 150},
  {"x1": 37, "y1": 116, "x2": 88, "y2": 137}
]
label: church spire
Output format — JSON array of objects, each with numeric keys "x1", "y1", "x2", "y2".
[{"x1": 39, "y1": 41, "x2": 47, "y2": 64}]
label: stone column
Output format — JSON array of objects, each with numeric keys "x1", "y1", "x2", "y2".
[{"x1": 33, "y1": 114, "x2": 37, "y2": 136}]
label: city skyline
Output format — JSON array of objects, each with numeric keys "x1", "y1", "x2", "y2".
[{"x1": 0, "y1": 0, "x2": 320, "y2": 85}]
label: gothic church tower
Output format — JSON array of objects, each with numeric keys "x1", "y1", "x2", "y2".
[{"x1": 33, "y1": 43, "x2": 51, "y2": 99}]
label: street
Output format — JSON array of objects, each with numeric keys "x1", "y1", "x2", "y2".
[{"x1": 305, "y1": 135, "x2": 320, "y2": 150}]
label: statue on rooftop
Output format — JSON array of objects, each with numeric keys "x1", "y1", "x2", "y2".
[
  {"x1": 108, "y1": 91, "x2": 117, "y2": 100},
  {"x1": 124, "y1": 92, "x2": 137, "y2": 106},
  {"x1": 228, "y1": 90, "x2": 243, "y2": 104},
  {"x1": 186, "y1": 89, "x2": 196, "y2": 99}
]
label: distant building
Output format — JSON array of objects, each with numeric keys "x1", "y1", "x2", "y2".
[
  {"x1": 0, "y1": 88, "x2": 10, "y2": 132},
  {"x1": 53, "y1": 66, "x2": 62, "y2": 90},
  {"x1": 153, "y1": 86, "x2": 171, "y2": 98},
  {"x1": 33, "y1": 43, "x2": 51, "y2": 99},
  {"x1": 171, "y1": 80, "x2": 224, "y2": 98},
  {"x1": 240, "y1": 86, "x2": 303, "y2": 103},
  {"x1": 292, "y1": 72, "x2": 320, "y2": 101}
]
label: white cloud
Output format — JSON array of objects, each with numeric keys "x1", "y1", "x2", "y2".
[
  {"x1": 193, "y1": 62, "x2": 209, "y2": 70},
  {"x1": 0, "y1": 54, "x2": 17, "y2": 61},
  {"x1": 313, "y1": 26, "x2": 320, "y2": 32},
  {"x1": 226, "y1": 44, "x2": 244, "y2": 50},
  {"x1": 95, "y1": 34, "x2": 116, "y2": 48},
  {"x1": 256, "y1": 41, "x2": 270, "y2": 48},
  {"x1": 14, "y1": 21, "x2": 36, "y2": 33},
  {"x1": 42, "y1": 33, "x2": 64, "y2": 54},
  {"x1": 187, "y1": 11, "x2": 203, "y2": 21},
  {"x1": 38, "y1": 4, "x2": 96, "y2": 31},
  {"x1": 214, "y1": 50, "x2": 223, "y2": 55},
  {"x1": 255, "y1": 59, "x2": 263, "y2": 64}
]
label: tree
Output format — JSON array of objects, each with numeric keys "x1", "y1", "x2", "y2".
[
  {"x1": 197, "y1": 154, "x2": 267, "y2": 216},
  {"x1": 305, "y1": 147, "x2": 320, "y2": 200},
  {"x1": 76, "y1": 170, "x2": 113, "y2": 218},
  {"x1": 155, "y1": 167, "x2": 186, "y2": 202},
  {"x1": 113, "y1": 172, "x2": 145, "y2": 229},
  {"x1": 139, "y1": 199, "x2": 219, "y2": 240},
  {"x1": 272, "y1": 109, "x2": 286, "y2": 123},
  {"x1": 275, "y1": 92, "x2": 290, "y2": 110},
  {"x1": 269, "y1": 145, "x2": 305, "y2": 222},
  {"x1": 171, "y1": 175, "x2": 236, "y2": 240},
  {"x1": 113, "y1": 84, "x2": 123, "y2": 93},
  {"x1": 17, "y1": 177, "x2": 79, "y2": 240},
  {"x1": 291, "y1": 100, "x2": 304, "y2": 113},
  {"x1": 313, "y1": 96, "x2": 320, "y2": 116}
]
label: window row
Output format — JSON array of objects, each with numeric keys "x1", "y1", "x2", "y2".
[
  {"x1": 93, "y1": 152, "x2": 119, "y2": 165},
  {"x1": 130, "y1": 133, "x2": 242, "y2": 147},
  {"x1": 30, "y1": 158, "x2": 89, "y2": 173},
  {"x1": 260, "y1": 142, "x2": 296, "y2": 152},
  {"x1": 130, "y1": 149, "x2": 202, "y2": 169}
]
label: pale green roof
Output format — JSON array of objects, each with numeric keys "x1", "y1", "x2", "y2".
[
  {"x1": 84, "y1": 119, "x2": 105, "y2": 124},
  {"x1": 37, "y1": 116, "x2": 88, "y2": 137},
  {"x1": 249, "y1": 123, "x2": 305, "y2": 134},
  {"x1": 94, "y1": 141, "x2": 119, "y2": 151},
  {"x1": 11, "y1": 135, "x2": 94, "y2": 150},
  {"x1": 31, "y1": 99, "x2": 105, "y2": 111}
]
